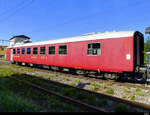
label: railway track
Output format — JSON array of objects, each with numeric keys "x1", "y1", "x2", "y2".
[
  {"x1": 27, "y1": 65, "x2": 150, "y2": 91},
  {"x1": 1, "y1": 60, "x2": 149, "y2": 90},
  {"x1": 7, "y1": 74, "x2": 150, "y2": 112},
  {"x1": 6, "y1": 75, "x2": 107, "y2": 112},
  {"x1": 1, "y1": 60, "x2": 150, "y2": 112}
]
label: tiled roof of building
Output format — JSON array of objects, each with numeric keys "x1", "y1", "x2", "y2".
[{"x1": 10, "y1": 35, "x2": 30, "y2": 40}]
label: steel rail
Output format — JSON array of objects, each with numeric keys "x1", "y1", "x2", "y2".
[
  {"x1": 1, "y1": 61, "x2": 150, "y2": 111},
  {"x1": 16, "y1": 74, "x2": 150, "y2": 111},
  {"x1": 1, "y1": 60, "x2": 150, "y2": 90},
  {"x1": 6, "y1": 76, "x2": 107, "y2": 113}
]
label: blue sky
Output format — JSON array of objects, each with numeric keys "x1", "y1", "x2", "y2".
[{"x1": 0, "y1": 0, "x2": 150, "y2": 45}]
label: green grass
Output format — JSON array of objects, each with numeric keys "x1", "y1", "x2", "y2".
[
  {"x1": 62, "y1": 88, "x2": 76, "y2": 97},
  {"x1": 76, "y1": 92, "x2": 86, "y2": 100},
  {"x1": 96, "y1": 99, "x2": 107, "y2": 107},
  {"x1": 0, "y1": 68, "x2": 81, "y2": 112},
  {"x1": 0, "y1": 82, "x2": 44, "y2": 112},
  {"x1": 114, "y1": 103, "x2": 128, "y2": 112},
  {"x1": 0, "y1": 69, "x2": 16, "y2": 77},
  {"x1": 0, "y1": 57, "x2": 6, "y2": 60}
]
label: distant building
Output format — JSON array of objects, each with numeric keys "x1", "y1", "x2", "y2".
[
  {"x1": 146, "y1": 27, "x2": 150, "y2": 34},
  {"x1": 0, "y1": 46, "x2": 7, "y2": 58},
  {"x1": 10, "y1": 35, "x2": 31, "y2": 47}
]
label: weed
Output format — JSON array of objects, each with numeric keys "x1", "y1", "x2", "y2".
[
  {"x1": 47, "y1": 74, "x2": 58, "y2": 78},
  {"x1": 136, "y1": 91, "x2": 144, "y2": 96},
  {"x1": 128, "y1": 87, "x2": 131, "y2": 90},
  {"x1": 71, "y1": 80, "x2": 80, "y2": 86},
  {"x1": 136, "y1": 88, "x2": 141, "y2": 92},
  {"x1": 123, "y1": 88, "x2": 129, "y2": 94},
  {"x1": 90, "y1": 82, "x2": 101, "y2": 91},
  {"x1": 62, "y1": 77, "x2": 70, "y2": 81},
  {"x1": 101, "y1": 83, "x2": 108, "y2": 89},
  {"x1": 129, "y1": 94, "x2": 135, "y2": 100},
  {"x1": 105, "y1": 88, "x2": 114, "y2": 95},
  {"x1": 107, "y1": 81, "x2": 115, "y2": 86},
  {"x1": 71, "y1": 82, "x2": 76, "y2": 86},
  {"x1": 74, "y1": 80, "x2": 80, "y2": 84},
  {"x1": 135, "y1": 88, "x2": 144, "y2": 96}
]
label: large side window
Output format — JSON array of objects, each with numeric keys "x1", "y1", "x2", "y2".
[
  {"x1": 59, "y1": 45, "x2": 67, "y2": 55},
  {"x1": 33, "y1": 47, "x2": 38, "y2": 55},
  {"x1": 49, "y1": 46, "x2": 55, "y2": 55},
  {"x1": 87, "y1": 43, "x2": 101, "y2": 56},
  {"x1": 17, "y1": 48, "x2": 20, "y2": 54},
  {"x1": 27, "y1": 48, "x2": 31, "y2": 54},
  {"x1": 13, "y1": 49, "x2": 16, "y2": 54},
  {"x1": 22, "y1": 48, "x2": 25, "y2": 54},
  {"x1": 40, "y1": 47, "x2": 46, "y2": 55}
]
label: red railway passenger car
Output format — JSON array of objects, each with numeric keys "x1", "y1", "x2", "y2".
[{"x1": 6, "y1": 31, "x2": 144, "y2": 79}]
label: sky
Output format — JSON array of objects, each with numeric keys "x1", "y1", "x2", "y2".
[{"x1": 0, "y1": 0, "x2": 150, "y2": 46}]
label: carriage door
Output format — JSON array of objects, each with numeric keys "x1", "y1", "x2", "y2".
[
  {"x1": 134, "y1": 32, "x2": 144, "y2": 67},
  {"x1": 10, "y1": 48, "x2": 13, "y2": 62}
]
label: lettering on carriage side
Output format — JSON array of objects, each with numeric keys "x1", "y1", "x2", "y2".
[
  {"x1": 126, "y1": 54, "x2": 131, "y2": 60},
  {"x1": 31, "y1": 56, "x2": 37, "y2": 59},
  {"x1": 14, "y1": 56, "x2": 20, "y2": 58}
]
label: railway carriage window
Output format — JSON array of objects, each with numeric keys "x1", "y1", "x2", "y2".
[
  {"x1": 13, "y1": 49, "x2": 16, "y2": 54},
  {"x1": 17, "y1": 48, "x2": 20, "y2": 54},
  {"x1": 49, "y1": 46, "x2": 55, "y2": 55},
  {"x1": 33, "y1": 47, "x2": 38, "y2": 55},
  {"x1": 59, "y1": 45, "x2": 67, "y2": 55},
  {"x1": 27, "y1": 48, "x2": 31, "y2": 54},
  {"x1": 21, "y1": 48, "x2": 25, "y2": 54},
  {"x1": 87, "y1": 43, "x2": 101, "y2": 56},
  {"x1": 40, "y1": 47, "x2": 46, "y2": 55}
]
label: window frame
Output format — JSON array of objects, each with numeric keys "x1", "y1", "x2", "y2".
[
  {"x1": 33, "y1": 47, "x2": 38, "y2": 55},
  {"x1": 27, "y1": 48, "x2": 31, "y2": 55},
  {"x1": 40, "y1": 46, "x2": 46, "y2": 55},
  {"x1": 48, "y1": 46, "x2": 55, "y2": 55},
  {"x1": 13, "y1": 49, "x2": 16, "y2": 54},
  {"x1": 21, "y1": 48, "x2": 25, "y2": 55},
  {"x1": 59, "y1": 45, "x2": 67, "y2": 55},
  {"x1": 17, "y1": 48, "x2": 20, "y2": 54},
  {"x1": 87, "y1": 42, "x2": 101, "y2": 56}
]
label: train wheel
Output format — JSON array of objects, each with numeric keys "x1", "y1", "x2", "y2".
[
  {"x1": 76, "y1": 70, "x2": 86, "y2": 75},
  {"x1": 135, "y1": 72, "x2": 145, "y2": 82},
  {"x1": 104, "y1": 73, "x2": 118, "y2": 80}
]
